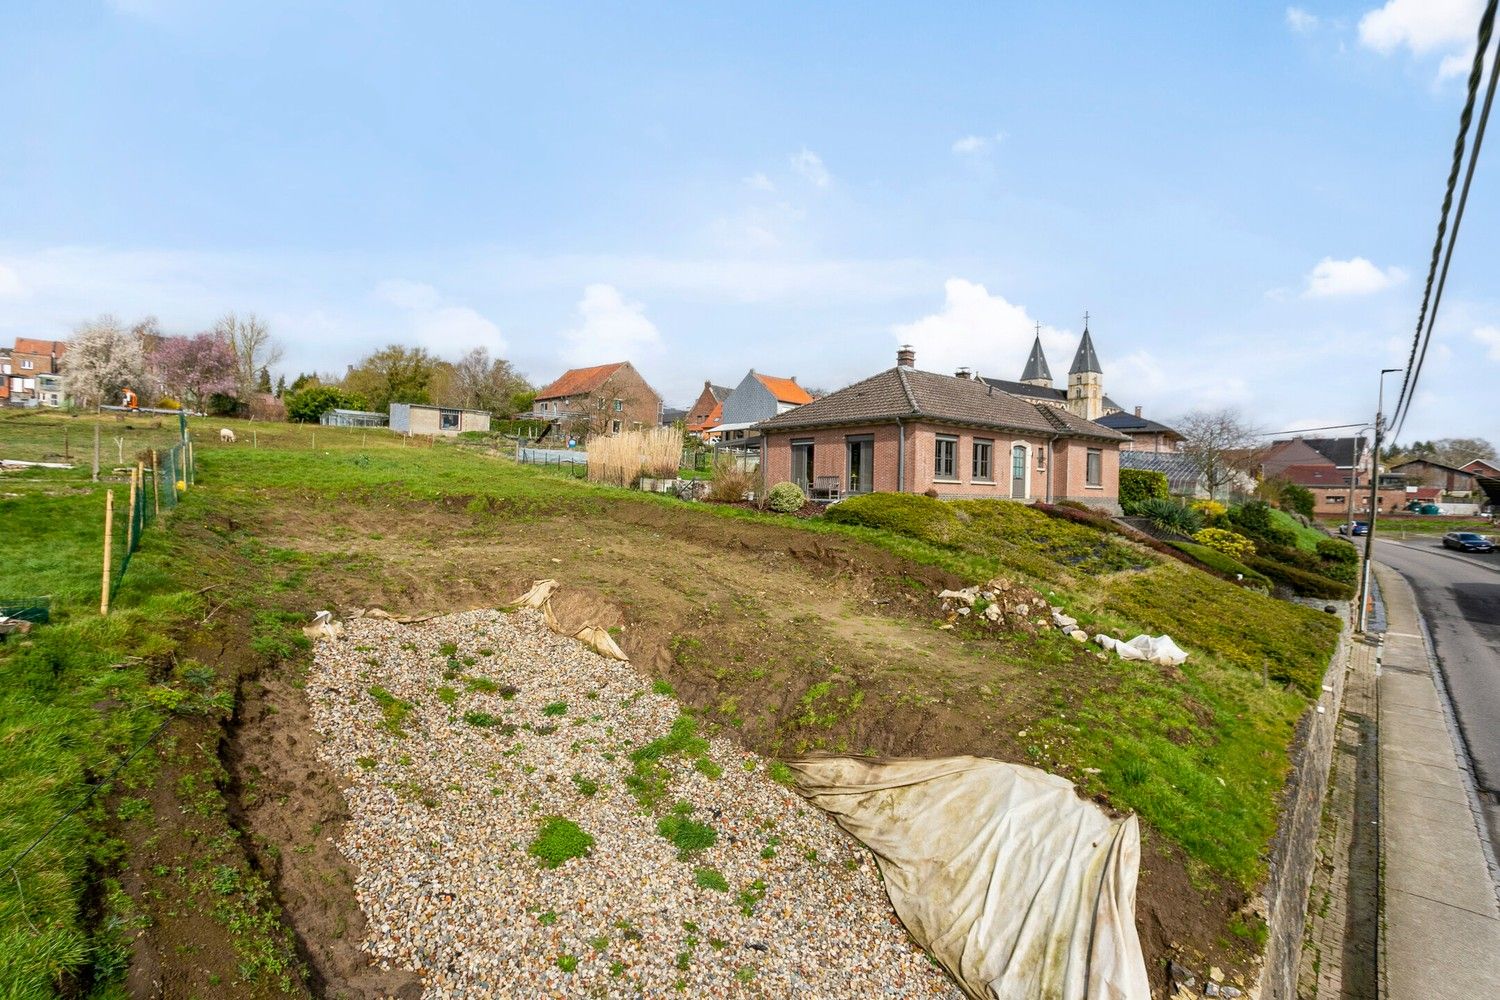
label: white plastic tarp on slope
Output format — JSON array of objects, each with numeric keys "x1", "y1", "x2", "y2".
[{"x1": 786, "y1": 755, "x2": 1149, "y2": 1000}]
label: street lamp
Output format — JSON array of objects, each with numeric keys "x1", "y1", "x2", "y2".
[{"x1": 1357, "y1": 367, "x2": 1402, "y2": 632}]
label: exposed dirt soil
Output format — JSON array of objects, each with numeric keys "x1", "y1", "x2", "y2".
[{"x1": 210, "y1": 488, "x2": 1264, "y2": 994}]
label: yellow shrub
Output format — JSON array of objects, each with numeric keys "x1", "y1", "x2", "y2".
[
  {"x1": 1192, "y1": 527, "x2": 1256, "y2": 560},
  {"x1": 1191, "y1": 498, "x2": 1227, "y2": 519}
]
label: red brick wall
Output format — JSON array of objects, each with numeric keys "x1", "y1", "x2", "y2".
[{"x1": 764, "y1": 421, "x2": 1120, "y2": 506}]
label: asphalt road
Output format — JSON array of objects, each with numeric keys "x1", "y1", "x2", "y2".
[{"x1": 1374, "y1": 536, "x2": 1500, "y2": 849}]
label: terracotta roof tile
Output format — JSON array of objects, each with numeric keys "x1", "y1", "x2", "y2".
[
  {"x1": 534, "y1": 362, "x2": 626, "y2": 400},
  {"x1": 752, "y1": 373, "x2": 813, "y2": 405}
]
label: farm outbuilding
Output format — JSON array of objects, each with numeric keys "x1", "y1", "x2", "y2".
[
  {"x1": 320, "y1": 408, "x2": 389, "y2": 428},
  {"x1": 389, "y1": 403, "x2": 491, "y2": 436}
]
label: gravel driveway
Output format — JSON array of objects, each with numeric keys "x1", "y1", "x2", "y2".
[{"x1": 308, "y1": 608, "x2": 961, "y2": 998}]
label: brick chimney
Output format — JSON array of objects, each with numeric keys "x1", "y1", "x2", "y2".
[
  {"x1": 1134, "y1": 405, "x2": 1142, "y2": 417},
  {"x1": 897, "y1": 345, "x2": 915, "y2": 368},
  {"x1": 955, "y1": 367, "x2": 971, "y2": 379}
]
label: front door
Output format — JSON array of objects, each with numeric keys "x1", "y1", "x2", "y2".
[{"x1": 1011, "y1": 445, "x2": 1027, "y2": 498}]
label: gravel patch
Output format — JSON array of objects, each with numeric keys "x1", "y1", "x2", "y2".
[{"x1": 308, "y1": 608, "x2": 962, "y2": 998}]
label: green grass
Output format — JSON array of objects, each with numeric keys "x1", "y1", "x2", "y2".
[
  {"x1": 692, "y1": 866, "x2": 729, "y2": 891},
  {"x1": 657, "y1": 802, "x2": 718, "y2": 857},
  {"x1": 527, "y1": 816, "x2": 594, "y2": 868},
  {"x1": 369, "y1": 686, "x2": 415, "y2": 736},
  {"x1": 1168, "y1": 541, "x2": 1271, "y2": 589},
  {"x1": 1267, "y1": 508, "x2": 1329, "y2": 552}
]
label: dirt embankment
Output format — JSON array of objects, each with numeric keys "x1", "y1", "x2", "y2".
[{"x1": 215, "y1": 493, "x2": 1263, "y2": 994}]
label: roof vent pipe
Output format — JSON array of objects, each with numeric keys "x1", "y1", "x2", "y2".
[{"x1": 897, "y1": 345, "x2": 916, "y2": 368}]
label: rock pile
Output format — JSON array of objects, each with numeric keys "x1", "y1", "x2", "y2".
[
  {"x1": 306, "y1": 608, "x2": 962, "y2": 998},
  {"x1": 936, "y1": 578, "x2": 1047, "y2": 630}
]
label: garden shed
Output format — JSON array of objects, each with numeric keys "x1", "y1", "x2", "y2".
[{"x1": 389, "y1": 403, "x2": 491, "y2": 436}]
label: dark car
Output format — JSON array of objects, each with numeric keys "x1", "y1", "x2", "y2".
[
  {"x1": 1443, "y1": 532, "x2": 1496, "y2": 553},
  {"x1": 1339, "y1": 521, "x2": 1369, "y2": 536}
]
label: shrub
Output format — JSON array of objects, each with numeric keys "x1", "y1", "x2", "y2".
[
  {"x1": 1317, "y1": 538, "x2": 1358, "y2": 564},
  {"x1": 1279, "y1": 483, "x2": 1315, "y2": 518},
  {"x1": 1168, "y1": 541, "x2": 1272, "y2": 589},
  {"x1": 822, "y1": 492, "x2": 961, "y2": 542},
  {"x1": 1119, "y1": 469, "x2": 1169, "y2": 514},
  {"x1": 1133, "y1": 497, "x2": 1204, "y2": 537},
  {"x1": 1230, "y1": 502, "x2": 1298, "y2": 547},
  {"x1": 1192, "y1": 527, "x2": 1257, "y2": 560},
  {"x1": 766, "y1": 481, "x2": 806, "y2": 513},
  {"x1": 1243, "y1": 555, "x2": 1355, "y2": 599},
  {"x1": 528, "y1": 816, "x2": 595, "y2": 868},
  {"x1": 706, "y1": 457, "x2": 755, "y2": 503},
  {"x1": 1255, "y1": 541, "x2": 1323, "y2": 572},
  {"x1": 1191, "y1": 498, "x2": 1227, "y2": 520}
]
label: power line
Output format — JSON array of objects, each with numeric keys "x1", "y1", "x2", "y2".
[{"x1": 1391, "y1": 0, "x2": 1499, "y2": 438}]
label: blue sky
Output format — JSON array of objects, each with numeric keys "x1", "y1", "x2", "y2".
[{"x1": 2, "y1": 1, "x2": 1497, "y2": 447}]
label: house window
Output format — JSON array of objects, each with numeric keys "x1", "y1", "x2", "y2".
[
  {"x1": 934, "y1": 435, "x2": 958, "y2": 480},
  {"x1": 613, "y1": 398, "x2": 623, "y2": 412},
  {"x1": 440, "y1": 409, "x2": 461, "y2": 430},
  {"x1": 791, "y1": 439, "x2": 814, "y2": 490},
  {"x1": 846, "y1": 435, "x2": 874, "y2": 494},
  {"x1": 1086, "y1": 448, "x2": 1103, "y2": 487},
  {"x1": 972, "y1": 439, "x2": 993, "y2": 481},
  {"x1": 21, "y1": 359, "x2": 33, "y2": 370},
  {"x1": 611, "y1": 419, "x2": 622, "y2": 433},
  {"x1": 1328, "y1": 495, "x2": 1346, "y2": 505}
]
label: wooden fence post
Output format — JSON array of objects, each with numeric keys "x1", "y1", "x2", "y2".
[
  {"x1": 92, "y1": 423, "x2": 100, "y2": 482},
  {"x1": 101, "y1": 489, "x2": 114, "y2": 616},
  {"x1": 126, "y1": 466, "x2": 138, "y2": 552},
  {"x1": 151, "y1": 450, "x2": 160, "y2": 518}
]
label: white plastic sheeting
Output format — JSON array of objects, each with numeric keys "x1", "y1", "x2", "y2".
[
  {"x1": 1094, "y1": 633, "x2": 1188, "y2": 666},
  {"x1": 786, "y1": 755, "x2": 1150, "y2": 1000}
]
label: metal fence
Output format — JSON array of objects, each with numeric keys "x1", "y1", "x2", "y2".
[
  {"x1": 111, "y1": 434, "x2": 194, "y2": 608},
  {"x1": 516, "y1": 446, "x2": 589, "y2": 477}
]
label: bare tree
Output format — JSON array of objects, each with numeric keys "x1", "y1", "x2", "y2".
[
  {"x1": 63, "y1": 314, "x2": 148, "y2": 410},
  {"x1": 215, "y1": 311, "x2": 283, "y2": 399},
  {"x1": 1175, "y1": 408, "x2": 1264, "y2": 501},
  {"x1": 446, "y1": 347, "x2": 530, "y2": 413}
]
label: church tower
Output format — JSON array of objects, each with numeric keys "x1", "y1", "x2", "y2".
[
  {"x1": 1019, "y1": 326, "x2": 1053, "y2": 389},
  {"x1": 1066, "y1": 319, "x2": 1104, "y2": 420}
]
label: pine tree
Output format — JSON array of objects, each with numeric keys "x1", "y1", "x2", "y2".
[
  {"x1": 256, "y1": 366, "x2": 272, "y2": 394},
  {"x1": 274, "y1": 374, "x2": 286, "y2": 398}
]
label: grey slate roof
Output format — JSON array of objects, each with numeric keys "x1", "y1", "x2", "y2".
[
  {"x1": 1069, "y1": 327, "x2": 1102, "y2": 374},
  {"x1": 1119, "y1": 450, "x2": 1204, "y2": 493},
  {"x1": 755, "y1": 367, "x2": 1128, "y2": 442},
  {"x1": 1293, "y1": 436, "x2": 1363, "y2": 468},
  {"x1": 1020, "y1": 335, "x2": 1052, "y2": 383},
  {"x1": 979, "y1": 376, "x2": 1123, "y2": 414},
  {"x1": 1096, "y1": 411, "x2": 1184, "y2": 438},
  {"x1": 709, "y1": 384, "x2": 732, "y2": 401}
]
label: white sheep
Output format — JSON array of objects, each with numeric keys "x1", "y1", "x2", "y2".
[{"x1": 219, "y1": 428, "x2": 236, "y2": 443}]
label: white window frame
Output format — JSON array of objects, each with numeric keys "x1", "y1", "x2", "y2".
[{"x1": 21, "y1": 359, "x2": 34, "y2": 370}]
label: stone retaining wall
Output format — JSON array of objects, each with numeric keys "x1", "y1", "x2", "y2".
[{"x1": 1254, "y1": 617, "x2": 1353, "y2": 999}]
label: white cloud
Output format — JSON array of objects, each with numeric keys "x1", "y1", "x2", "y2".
[
  {"x1": 1437, "y1": 49, "x2": 1476, "y2": 79},
  {"x1": 1303, "y1": 256, "x2": 1406, "y2": 297},
  {"x1": 0, "y1": 262, "x2": 26, "y2": 298},
  {"x1": 743, "y1": 172, "x2": 775, "y2": 192},
  {"x1": 790, "y1": 149, "x2": 830, "y2": 188},
  {"x1": 1359, "y1": 0, "x2": 1481, "y2": 55},
  {"x1": 1285, "y1": 7, "x2": 1319, "y2": 33},
  {"x1": 374, "y1": 278, "x2": 440, "y2": 310},
  {"x1": 1475, "y1": 325, "x2": 1500, "y2": 361},
  {"x1": 559, "y1": 284, "x2": 662, "y2": 365},
  {"x1": 890, "y1": 278, "x2": 1078, "y2": 379},
  {"x1": 375, "y1": 279, "x2": 506, "y2": 356},
  {"x1": 951, "y1": 132, "x2": 1006, "y2": 156}
]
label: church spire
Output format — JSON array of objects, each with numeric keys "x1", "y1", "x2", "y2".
[
  {"x1": 1069, "y1": 315, "x2": 1102, "y2": 375},
  {"x1": 1020, "y1": 323, "x2": 1053, "y2": 386}
]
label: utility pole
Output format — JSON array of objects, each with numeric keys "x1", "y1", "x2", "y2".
[{"x1": 1358, "y1": 368, "x2": 1401, "y2": 632}]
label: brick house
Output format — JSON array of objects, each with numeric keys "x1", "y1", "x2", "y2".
[
  {"x1": 1460, "y1": 458, "x2": 1500, "y2": 478},
  {"x1": 529, "y1": 362, "x2": 662, "y2": 440},
  {"x1": 685, "y1": 381, "x2": 732, "y2": 437},
  {"x1": 1280, "y1": 464, "x2": 1406, "y2": 517},
  {"x1": 2, "y1": 337, "x2": 67, "y2": 406},
  {"x1": 712, "y1": 371, "x2": 813, "y2": 446},
  {"x1": 1096, "y1": 407, "x2": 1184, "y2": 453},
  {"x1": 756, "y1": 346, "x2": 1128, "y2": 509}
]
